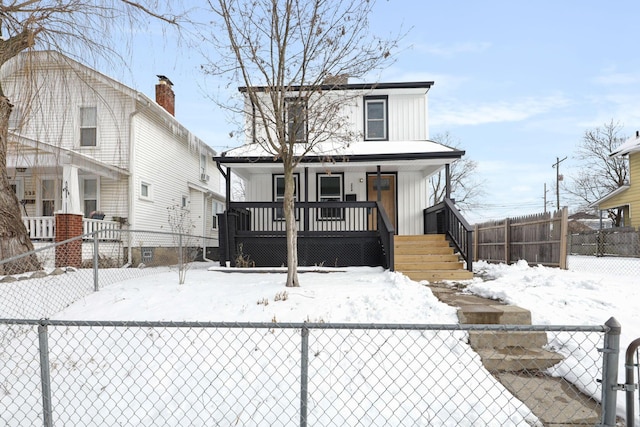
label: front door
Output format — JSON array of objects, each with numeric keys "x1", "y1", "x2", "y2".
[{"x1": 367, "y1": 174, "x2": 396, "y2": 230}]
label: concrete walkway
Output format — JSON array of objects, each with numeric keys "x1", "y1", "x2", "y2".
[{"x1": 427, "y1": 283, "x2": 603, "y2": 427}]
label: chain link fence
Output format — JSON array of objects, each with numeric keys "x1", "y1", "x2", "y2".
[
  {"x1": 0, "y1": 319, "x2": 611, "y2": 426},
  {"x1": 0, "y1": 230, "x2": 218, "y2": 319},
  {"x1": 567, "y1": 228, "x2": 640, "y2": 277}
]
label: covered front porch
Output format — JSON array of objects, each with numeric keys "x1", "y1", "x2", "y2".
[{"x1": 215, "y1": 140, "x2": 473, "y2": 275}]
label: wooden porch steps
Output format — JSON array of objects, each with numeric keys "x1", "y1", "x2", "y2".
[{"x1": 394, "y1": 235, "x2": 473, "y2": 282}]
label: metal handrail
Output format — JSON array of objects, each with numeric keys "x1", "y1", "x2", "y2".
[{"x1": 626, "y1": 338, "x2": 640, "y2": 427}]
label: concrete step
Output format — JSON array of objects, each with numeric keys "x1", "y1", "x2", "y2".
[
  {"x1": 457, "y1": 305, "x2": 532, "y2": 325},
  {"x1": 469, "y1": 331, "x2": 549, "y2": 349},
  {"x1": 475, "y1": 347, "x2": 564, "y2": 372},
  {"x1": 401, "y1": 270, "x2": 474, "y2": 281}
]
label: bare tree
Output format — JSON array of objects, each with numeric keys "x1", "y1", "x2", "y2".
[
  {"x1": 202, "y1": 0, "x2": 399, "y2": 287},
  {"x1": 567, "y1": 120, "x2": 628, "y2": 226},
  {"x1": 429, "y1": 131, "x2": 484, "y2": 211},
  {"x1": 0, "y1": 0, "x2": 185, "y2": 272}
]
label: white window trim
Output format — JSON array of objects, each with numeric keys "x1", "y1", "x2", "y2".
[
  {"x1": 139, "y1": 180, "x2": 153, "y2": 201},
  {"x1": 81, "y1": 176, "x2": 100, "y2": 217},
  {"x1": 10, "y1": 177, "x2": 24, "y2": 200},
  {"x1": 79, "y1": 106, "x2": 98, "y2": 147}
]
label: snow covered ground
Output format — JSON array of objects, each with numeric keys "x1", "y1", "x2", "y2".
[{"x1": 1, "y1": 257, "x2": 638, "y2": 425}]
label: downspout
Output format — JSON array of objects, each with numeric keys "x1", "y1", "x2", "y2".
[
  {"x1": 202, "y1": 191, "x2": 213, "y2": 262},
  {"x1": 124, "y1": 97, "x2": 150, "y2": 266}
]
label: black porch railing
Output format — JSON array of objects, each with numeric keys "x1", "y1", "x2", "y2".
[
  {"x1": 424, "y1": 198, "x2": 473, "y2": 272},
  {"x1": 219, "y1": 201, "x2": 394, "y2": 269}
]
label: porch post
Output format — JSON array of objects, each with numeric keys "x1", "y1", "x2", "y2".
[
  {"x1": 445, "y1": 163, "x2": 451, "y2": 200},
  {"x1": 226, "y1": 167, "x2": 232, "y2": 209},
  {"x1": 61, "y1": 165, "x2": 82, "y2": 215},
  {"x1": 54, "y1": 213, "x2": 83, "y2": 268},
  {"x1": 303, "y1": 167, "x2": 309, "y2": 232},
  {"x1": 376, "y1": 166, "x2": 382, "y2": 201}
]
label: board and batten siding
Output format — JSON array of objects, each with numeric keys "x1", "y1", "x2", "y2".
[
  {"x1": 243, "y1": 168, "x2": 429, "y2": 234},
  {"x1": 396, "y1": 171, "x2": 429, "y2": 235}
]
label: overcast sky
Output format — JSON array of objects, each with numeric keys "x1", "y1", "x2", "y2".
[{"x1": 115, "y1": 0, "x2": 640, "y2": 223}]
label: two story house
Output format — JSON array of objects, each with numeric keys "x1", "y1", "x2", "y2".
[
  {"x1": 590, "y1": 131, "x2": 640, "y2": 228},
  {"x1": 3, "y1": 51, "x2": 225, "y2": 264},
  {"x1": 214, "y1": 81, "x2": 473, "y2": 280}
]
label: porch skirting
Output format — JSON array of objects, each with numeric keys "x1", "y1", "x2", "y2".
[{"x1": 229, "y1": 235, "x2": 385, "y2": 268}]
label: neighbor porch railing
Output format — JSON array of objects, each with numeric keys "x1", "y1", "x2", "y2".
[
  {"x1": 220, "y1": 201, "x2": 394, "y2": 269},
  {"x1": 22, "y1": 216, "x2": 121, "y2": 241},
  {"x1": 424, "y1": 198, "x2": 473, "y2": 271}
]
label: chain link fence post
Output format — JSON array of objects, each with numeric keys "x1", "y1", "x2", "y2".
[
  {"x1": 600, "y1": 317, "x2": 621, "y2": 427},
  {"x1": 300, "y1": 324, "x2": 309, "y2": 427},
  {"x1": 93, "y1": 231, "x2": 99, "y2": 292},
  {"x1": 38, "y1": 322, "x2": 53, "y2": 427}
]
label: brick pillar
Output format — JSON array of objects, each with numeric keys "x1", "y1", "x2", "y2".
[{"x1": 55, "y1": 213, "x2": 83, "y2": 268}]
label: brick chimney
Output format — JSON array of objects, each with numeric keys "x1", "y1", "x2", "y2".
[{"x1": 155, "y1": 75, "x2": 175, "y2": 116}]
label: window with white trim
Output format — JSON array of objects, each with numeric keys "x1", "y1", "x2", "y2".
[
  {"x1": 80, "y1": 106, "x2": 97, "y2": 147},
  {"x1": 140, "y1": 181, "x2": 152, "y2": 200},
  {"x1": 273, "y1": 174, "x2": 299, "y2": 220},
  {"x1": 41, "y1": 179, "x2": 56, "y2": 216},
  {"x1": 10, "y1": 178, "x2": 24, "y2": 200},
  {"x1": 212, "y1": 200, "x2": 224, "y2": 229},
  {"x1": 318, "y1": 174, "x2": 343, "y2": 219},
  {"x1": 364, "y1": 96, "x2": 388, "y2": 141},
  {"x1": 82, "y1": 177, "x2": 98, "y2": 218},
  {"x1": 9, "y1": 107, "x2": 23, "y2": 130}
]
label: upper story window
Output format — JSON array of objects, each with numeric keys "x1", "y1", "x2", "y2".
[
  {"x1": 9, "y1": 107, "x2": 23, "y2": 130},
  {"x1": 285, "y1": 98, "x2": 307, "y2": 143},
  {"x1": 364, "y1": 96, "x2": 388, "y2": 141},
  {"x1": 80, "y1": 106, "x2": 97, "y2": 147},
  {"x1": 140, "y1": 181, "x2": 152, "y2": 201}
]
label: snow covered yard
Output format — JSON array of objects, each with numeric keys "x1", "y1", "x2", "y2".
[{"x1": 1, "y1": 258, "x2": 637, "y2": 425}]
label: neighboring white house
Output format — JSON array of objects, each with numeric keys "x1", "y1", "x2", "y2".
[
  {"x1": 3, "y1": 51, "x2": 224, "y2": 261},
  {"x1": 214, "y1": 81, "x2": 471, "y2": 271}
]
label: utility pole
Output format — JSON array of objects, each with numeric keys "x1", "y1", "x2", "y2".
[
  {"x1": 543, "y1": 183, "x2": 548, "y2": 214},
  {"x1": 552, "y1": 156, "x2": 567, "y2": 211}
]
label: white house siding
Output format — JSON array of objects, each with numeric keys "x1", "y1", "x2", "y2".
[
  {"x1": 396, "y1": 171, "x2": 429, "y2": 235},
  {"x1": 5, "y1": 65, "x2": 133, "y2": 171},
  {"x1": 130, "y1": 110, "x2": 221, "y2": 245},
  {"x1": 99, "y1": 177, "x2": 129, "y2": 221}
]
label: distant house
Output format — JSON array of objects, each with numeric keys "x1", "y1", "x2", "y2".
[
  {"x1": 3, "y1": 51, "x2": 224, "y2": 262},
  {"x1": 590, "y1": 131, "x2": 640, "y2": 228},
  {"x1": 214, "y1": 81, "x2": 473, "y2": 280}
]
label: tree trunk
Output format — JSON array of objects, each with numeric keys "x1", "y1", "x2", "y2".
[
  {"x1": 0, "y1": 94, "x2": 40, "y2": 275},
  {"x1": 283, "y1": 167, "x2": 299, "y2": 287}
]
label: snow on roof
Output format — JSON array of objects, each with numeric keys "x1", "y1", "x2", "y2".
[
  {"x1": 610, "y1": 132, "x2": 640, "y2": 157},
  {"x1": 221, "y1": 139, "x2": 457, "y2": 159}
]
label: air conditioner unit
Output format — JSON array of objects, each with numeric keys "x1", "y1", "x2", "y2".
[{"x1": 200, "y1": 173, "x2": 210, "y2": 182}]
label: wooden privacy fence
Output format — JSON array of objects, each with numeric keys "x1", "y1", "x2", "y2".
[{"x1": 474, "y1": 208, "x2": 568, "y2": 268}]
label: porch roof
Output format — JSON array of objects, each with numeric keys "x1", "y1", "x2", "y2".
[{"x1": 214, "y1": 140, "x2": 464, "y2": 176}]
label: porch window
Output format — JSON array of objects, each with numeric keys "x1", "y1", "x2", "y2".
[
  {"x1": 285, "y1": 98, "x2": 307, "y2": 143},
  {"x1": 82, "y1": 178, "x2": 98, "y2": 218},
  {"x1": 273, "y1": 174, "x2": 299, "y2": 220},
  {"x1": 80, "y1": 106, "x2": 97, "y2": 147},
  {"x1": 364, "y1": 96, "x2": 388, "y2": 141},
  {"x1": 318, "y1": 174, "x2": 343, "y2": 219},
  {"x1": 42, "y1": 179, "x2": 56, "y2": 216}
]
